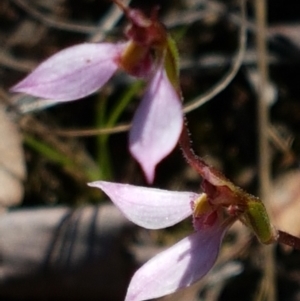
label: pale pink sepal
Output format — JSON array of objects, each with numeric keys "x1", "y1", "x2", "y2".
[
  {"x1": 129, "y1": 66, "x2": 183, "y2": 183},
  {"x1": 88, "y1": 181, "x2": 198, "y2": 229},
  {"x1": 125, "y1": 221, "x2": 228, "y2": 301},
  {"x1": 11, "y1": 43, "x2": 125, "y2": 101}
]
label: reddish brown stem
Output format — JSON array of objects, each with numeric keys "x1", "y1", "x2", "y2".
[
  {"x1": 277, "y1": 230, "x2": 300, "y2": 250},
  {"x1": 179, "y1": 119, "x2": 229, "y2": 182},
  {"x1": 179, "y1": 118, "x2": 207, "y2": 178}
]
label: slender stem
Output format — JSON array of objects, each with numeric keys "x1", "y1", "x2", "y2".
[
  {"x1": 277, "y1": 230, "x2": 300, "y2": 250},
  {"x1": 179, "y1": 118, "x2": 230, "y2": 183},
  {"x1": 107, "y1": 81, "x2": 143, "y2": 128},
  {"x1": 256, "y1": 0, "x2": 270, "y2": 203},
  {"x1": 178, "y1": 118, "x2": 209, "y2": 179},
  {"x1": 254, "y1": 0, "x2": 277, "y2": 300}
]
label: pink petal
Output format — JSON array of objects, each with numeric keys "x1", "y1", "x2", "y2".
[
  {"x1": 88, "y1": 181, "x2": 198, "y2": 229},
  {"x1": 11, "y1": 43, "x2": 125, "y2": 101},
  {"x1": 125, "y1": 221, "x2": 229, "y2": 301},
  {"x1": 129, "y1": 65, "x2": 183, "y2": 183}
]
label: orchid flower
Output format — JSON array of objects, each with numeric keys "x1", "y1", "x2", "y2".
[
  {"x1": 88, "y1": 181, "x2": 232, "y2": 301},
  {"x1": 88, "y1": 168, "x2": 278, "y2": 301},
  {"x1": 88, "y1": 129, "x2": 280, "y2": 300},
  {"x1": 11, "y1": 2, "x2": 183, "y2": 184},
  {"x1": 88, "y1": 175, "x2": 278, "y2": 301}
]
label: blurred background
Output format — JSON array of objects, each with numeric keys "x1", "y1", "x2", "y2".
[{"x1": 1, "y1": 0, "x2": 300, "y2": 300}]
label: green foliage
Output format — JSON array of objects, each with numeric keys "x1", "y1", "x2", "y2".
[
  {"x1": 164, "y1": 35, "x2": 180, "y2": 89},
  {"x1": 96, "y1": 81, "x2": 143, "y2": 180}
]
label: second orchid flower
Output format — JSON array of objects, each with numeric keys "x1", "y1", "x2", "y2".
[{"x1": 11, "y1": 4, "x2": 183, "y2": 183}]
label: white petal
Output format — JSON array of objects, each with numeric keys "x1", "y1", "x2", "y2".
[
  {"x1": 125, "y1": 221, "x2": 228, "y2": 301},
  {"x1": 129, "y1": 65, "x2": 183, "y2": 183},
  {"x1": 88, "y1": 181, "x2": 198, "y2": 229},
  {"x1": 11, "y1": 43, "x2": 125, "y2": 101}
]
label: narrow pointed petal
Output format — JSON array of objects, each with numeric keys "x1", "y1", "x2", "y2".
[
  {"x1": 11, "y1": 43, "x2": 125, "y2": 101},
  {"x1": 129, "y1": 66, "x2": 183, "y2": 183},
  {"x1": 88, "y1": 181, "x2": 198, "y2": 229},
  {"x1": 125, "y1": 221, "x2": 228, "y2": 301}
]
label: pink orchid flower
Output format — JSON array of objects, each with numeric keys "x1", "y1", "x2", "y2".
[
  {"x1": 11, "y1": 3, "x2": 183, "y2": 184},
  {"x1": 88, "y1": 181, "x2": 233, "y2": 301},
  {"x1": 88, "y1": 137, "x2": 280, "y2": 300}
]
